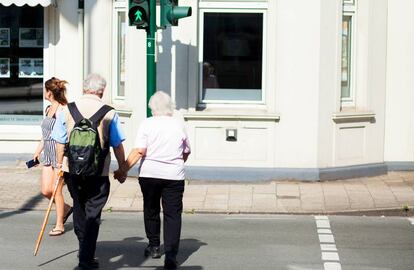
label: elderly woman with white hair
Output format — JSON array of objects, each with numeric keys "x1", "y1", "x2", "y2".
[{"x1": 115, "y1": 91, "x2": 191, "y2": 270}]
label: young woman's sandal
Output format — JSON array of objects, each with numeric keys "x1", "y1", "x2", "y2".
[{"x1": 49, "y1": 228, "x2": 65, "y2": 236}]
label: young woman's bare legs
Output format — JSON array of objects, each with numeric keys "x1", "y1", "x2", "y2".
[{"x1": 40, "y1": 165, "x2": 68, "y2": 234}]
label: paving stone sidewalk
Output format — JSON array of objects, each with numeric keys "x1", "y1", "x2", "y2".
[{"x1": 1, "y1": 161, "x2": 414, "y2": 214}]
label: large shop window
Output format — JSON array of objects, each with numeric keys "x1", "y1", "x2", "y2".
[
  {"x1": 341, "y1": 0, "x2": 356, "y2": 107},
  {"x1": 0, "y1": 5, "x2": 44, "y2": 124},
  {"x1": 200, "y1": 9, "x2": 265, "y2": 103}
]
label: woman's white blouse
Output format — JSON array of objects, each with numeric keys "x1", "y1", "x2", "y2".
[{"x1": 134, "y1": 116, "x2": 191, "y2": 180}]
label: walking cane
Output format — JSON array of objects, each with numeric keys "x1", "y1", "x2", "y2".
[{"x1": 33, "y1": 170, "x2": 64, "y2": 256}]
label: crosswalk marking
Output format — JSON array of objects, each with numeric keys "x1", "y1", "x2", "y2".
[
  {"x1": 319, "y1": 234, "x2": 335, "y2": 243},
  {"x1": 324, "y1": 262, "x2": 342, "y2": 270},
  {"x1": 316, "y1": 220, "x2": 331, "y2": 228},
  {"x1": 322, "y1": 252, "x2": 340, "y2": 261},
  {"x1": 315, "y1": 216, "x2": 342, "y2": 270},
  {"x1": 321, "y1": 244, "x2": 337, "y2": 251},
  {"x1": 318, "y1": 229, "x2": 332, "y2": 234}
]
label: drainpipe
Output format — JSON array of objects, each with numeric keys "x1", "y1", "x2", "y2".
[{"x1": 78, "y1": 0, "x2": 84, "y2": 86}]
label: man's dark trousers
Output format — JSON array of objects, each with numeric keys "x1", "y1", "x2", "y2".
[
  {"x1": 65, "y1": 173, "x2": 110, "y2": 263},
  {"x1": 139, "y1": 177, "x2": 185, "y2": 259}
]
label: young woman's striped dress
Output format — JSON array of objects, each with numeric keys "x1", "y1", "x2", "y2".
[{"x1": 40, "y1": 107, "x2": 58, "y2": 168}]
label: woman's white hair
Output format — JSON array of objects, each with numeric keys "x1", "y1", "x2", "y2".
[
  {"x1": 83, "y1": 73, "x2": 106, "y2": 95},
  {"x1": 149, "y1": 91, "x2": 175, "y2": 116}
]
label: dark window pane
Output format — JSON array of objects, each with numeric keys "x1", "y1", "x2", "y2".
[
  {"x1": 202, "y1": 12, "x2": 263, "y2": 101},
  {"x1": 0, "y1": 5, "x2": 43, "y2": 121}
]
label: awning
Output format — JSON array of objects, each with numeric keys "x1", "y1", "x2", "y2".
[{"x1": 0, "y1": 0, "x2": 55, "y2": 6}]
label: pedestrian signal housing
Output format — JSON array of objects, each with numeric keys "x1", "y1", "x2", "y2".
[
  {"x1": 128, "y1": 0, "x2": 150, "y2": 30},
  {"x1": 160, "y1": 0, "x2": 192, "y2": 27}
]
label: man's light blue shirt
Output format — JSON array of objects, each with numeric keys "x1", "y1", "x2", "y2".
[{"x1": 51, "y1": 111, "x2": 126, "y2": 148}]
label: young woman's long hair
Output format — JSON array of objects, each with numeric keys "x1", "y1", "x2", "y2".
[{"x1": 45, "y1": 77, "x2": 68, "y2": 105}]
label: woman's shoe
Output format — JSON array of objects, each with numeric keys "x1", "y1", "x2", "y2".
[{"x1": 49, "y1": 228, "x2": 65, "y2": 236}]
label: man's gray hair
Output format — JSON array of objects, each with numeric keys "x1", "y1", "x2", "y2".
[
  {"x1": 83, "y1": 73, "x2": 106, "y2": 95},
  {"x1": 149, "y1": 91, "x2": 175, "y2": 116}
]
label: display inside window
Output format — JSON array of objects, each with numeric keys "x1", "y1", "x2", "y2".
[
  {"x1": 201, "y1": 12, "x2": 263, "y2": 102},
  {"x1": 0, "y1": 5, "x2": 44, "y2": 118},
  {"x1": 19, "y1": 58, "x2": 43, "y2": 78},
  {"x1": 0, "y1": 58, "x2": 10, "y2": 78},
  {"x1": 0, "y1": 28, "x2": 10, "y2": 47},
  {"x1": 19, "y1": 28, "x2": 43, "y2": 48}
]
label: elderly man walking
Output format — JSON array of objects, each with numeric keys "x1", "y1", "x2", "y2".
[{"x1": 52, "y1": 74, "x2": 126, "y2": 269}]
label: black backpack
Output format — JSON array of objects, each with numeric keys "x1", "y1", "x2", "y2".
[{"x1": 67, "y1": 102, "x2": 113, "y2": 176}]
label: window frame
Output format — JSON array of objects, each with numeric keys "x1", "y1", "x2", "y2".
[
  {"x1": 198, "y1": 2, "x2": 268, "y2": 105},
  {"x1": 341, "y1": 0, "x2": 357, "y2": 107},
  {"x1": 112, "y1": 1, "x2": 127, "y2": 103}
]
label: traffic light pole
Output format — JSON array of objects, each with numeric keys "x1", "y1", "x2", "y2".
[
  {"x1": 146, "y1": 0, "x2": 156, "y2": 117},
  {"x1": 129, "y1": 0, "x2": 191, "y2": 117}
]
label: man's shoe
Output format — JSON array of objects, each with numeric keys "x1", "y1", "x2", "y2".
[
  {"x1": 164, "y1": 257, "x2": 178, "y2": 269},
  {"x1": 78, "y1": 258, "x2": 99, "y2": 269},
  {"x1": 144, "y1": 245, "x2": 161, "y2": 259}
]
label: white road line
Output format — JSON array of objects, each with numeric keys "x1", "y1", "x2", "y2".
[
  {"x1": 315, "y1": 216, "x2": 342, "y2": 270},
  {"x1": 322, "y1": 252, "x2": 340, "y2": 261},
  {"x1": 318, "y1": 229, "x2": 332, "y2": 234},
  {"x1": 408, "y1": 218, "x2": 414, "y2": 225},
  {"x1": 324, "y1": 262, "x2": 342, "y2": 270},
  {"x1": 316, "y1": 220, "x2": 331, "y2": 228},
  {"x1": 319, "y1": 234, "x2": 335, "y2": 243},
  {"x1": 225, "y1": 217, "x2": 297, "y2": 220},
  {"x1": 321, "y1": 244, "x2": 337, "y2": 251}
]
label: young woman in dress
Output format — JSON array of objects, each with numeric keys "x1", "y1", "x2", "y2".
[{"x1": 33, "y1": 77, "x2": 72, "y2": 236}]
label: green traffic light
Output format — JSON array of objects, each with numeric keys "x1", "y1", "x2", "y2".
[
  {"x1": 134, "y1": 10, "x2": 143, "y2": 22},
  {"x1": 128, "y1": 0, "x2": 149, "y2": 29}
]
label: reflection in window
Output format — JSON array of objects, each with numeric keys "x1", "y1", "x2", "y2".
[
  {"x1": 117, "y1": 11, "x2": 126, "y2": 97},
  {"x1": 202, "y1": 12, "x2": 263, "y2": 102},
  {"x1": 341, "y1": 15, "x2": 352, "y2": 99},
  {"x1": 0, "y1": 5, "x2": 43, "y2": 122}
]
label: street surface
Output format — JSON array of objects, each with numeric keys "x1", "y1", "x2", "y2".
[{"x1": 0, "y1": 211, "x2": 413, "y2": 270}]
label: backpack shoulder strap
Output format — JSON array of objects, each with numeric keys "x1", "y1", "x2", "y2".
[
  {"x1": 68, "y1": 102, "x2": 84, "y2": 124},
  {"x1": 90, "y1": 105, "x2": 114, "y2": 125}
]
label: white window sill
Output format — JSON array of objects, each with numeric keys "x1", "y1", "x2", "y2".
[
  {"x1": 0, "y1": 125, "x2": 41, "y2": 141},
  {"x1": 332, "y1": 111, "x2": 376, "y2": 123},
  {"x1": 111, "y1": 104, "x2": 133, "y2": 117},
  {"x1": 183, "y1": 111, "x2": 280, "y2": 122}
]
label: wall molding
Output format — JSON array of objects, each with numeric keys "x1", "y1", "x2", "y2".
[{"x1": 2, "y1": 154, "x2": 410, "y2": 182}]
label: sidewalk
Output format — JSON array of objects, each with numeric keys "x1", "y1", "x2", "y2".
[{"x1": 1, "y1": 160, "x2": 414, "y2": 214}]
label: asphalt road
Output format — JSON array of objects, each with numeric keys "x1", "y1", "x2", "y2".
[{"x1": 0, "y1": 211, "x2": 413, "y2": 270}]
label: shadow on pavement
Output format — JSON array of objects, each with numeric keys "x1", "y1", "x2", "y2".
[
  {"x1": 94, "y1": 237, "x2": 206, "y2": 270},
  {"x1": 177, "y1": 239, "x2": 207, "y2": 266},
  {"x1": 38, "y1": 249, "x2": 78, "y2": 267},
  {"x1": 0, "y1": 193, "x2": 44, "y2": 219}
]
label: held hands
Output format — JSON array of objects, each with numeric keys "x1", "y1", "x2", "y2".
[{"x1": 114, "y1": 168, "x2": 127, "y2": 184}]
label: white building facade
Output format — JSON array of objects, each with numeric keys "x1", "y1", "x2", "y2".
[{"x1": 0, "y1": 0, "x2": 413, "y2": 181}]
